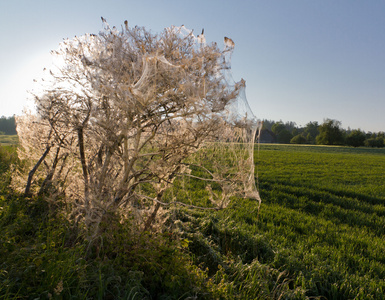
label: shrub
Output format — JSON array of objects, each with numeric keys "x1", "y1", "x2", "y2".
[
  {"x1": 290, "y1": 134, "x2": 307, "y2": 144},
  {"x1": 365, "y1": 137, "x2": 385, "y2": 148}
]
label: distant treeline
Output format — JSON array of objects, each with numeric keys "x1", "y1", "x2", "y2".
[
  {"x1": 260, "y1": 119, "x2": 385, "y2": 148},
  {"x1": 0, "y1": 116, "x2": 16, "y2": 135},
  {"x1": 1, "y1": 115, "x2": 383, "y2": 148}
]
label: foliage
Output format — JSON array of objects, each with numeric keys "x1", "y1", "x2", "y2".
[
  {"x1": 346, "y1": 129, "x2": 366, "y2": 147},
  {"x1": 271, "y1": 121, "x2": 286, "y2": 135},
  {"x1": 0, "y1": 116, "x2": 17, "y2": 135},
  {"x1": 276, "y1": 129, "x2": 293, "y2": 144},
  {"x1": 261, "y1": 119, "x2": 275, "y2": 131},
  {"x1": 316, "y1": 119, "x2": 344, "y2": 145},
  {"x1": 290, "y1": 134, "x2": 307, "y2": 144},
  {"x1": 271, "y1": 121, "x2": 293, "y2": 144},
  {"x1": 303, "y1": 121, "x2": 319, "y2": 144},
  {"x1": 0, "y1": 198, "x2": 211, "y2": 299},
  {"x1": 365, "y1": 136, "x2": 385, "y2": 148},
  {"x1": 0, "y1": 145, "x2": 19, "y2": 193},
  {"x1": 262, "y1": 118, "x2": 385, "y2": 148}
]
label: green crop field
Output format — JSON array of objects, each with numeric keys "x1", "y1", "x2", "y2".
[
  {"x1": 160, "y1": 144, "x2": 385, "y2": 298},
  {"x1": 244, "y1": 144, "x2": 385, "y2": 298},
  {"x1": 1, "y1": 143, "x2": 385, "y2": 299}
]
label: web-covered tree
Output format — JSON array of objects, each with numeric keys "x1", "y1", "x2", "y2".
[{"x1": 14, "y1": 19, "x2": 260, "y2": 237}]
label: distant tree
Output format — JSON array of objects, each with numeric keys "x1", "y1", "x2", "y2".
[
  {"x1": 261, "y1": 119, "x2": 275, "y2": 131},
  {"x1": 346, "y1": 129, "x2": 366, "y2": 147},
  {"x1": 316, "y1": 119, "x2": 344, "y2": 145},
  {"x1": 365, "y1": 137, "x2": 385, "y2": 148},
  {"x1": 284, "y1": 121, "x2": 296, "y2": 133},
  {"x1": 0, "y1": 116, "x2": 17, "y2": 135},
  {"x1": 366, "y1": 132, "x2": 374, "y2": 139},
  {"x1": 304, "y1": 121, "x2": 319, "y2": 144},
  {"x1": 271, "y1": 121, "x2": 293, "y2": 143},
  {"x1": 290, "y1": 134, "x2": 307, "y2": 144},
  {"x1": 376, "y1": 138, "x2": 382, "y2": 147},
  {"x1": 259, "y1": 129, "x2": 276, "y2": 143},
  {"x1": 271, "y1": 121, "x2": 286, "y2": 136},
  {"x1": 277, "y1": 129, "x2": 293, "y2": 144}
]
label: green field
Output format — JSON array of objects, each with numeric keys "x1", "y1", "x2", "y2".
[
  {"x1": 173, "y1": 144, "x2": 385, "y2": 298},
  {"x1": 0, "y1": 135, "x2": 18, "y2": 146},
  {"x1": 256, "y1": 144, "x2": 385, "y2": 298},
  {"x1": 1, "y1": 143, "x2": 385, "y2": 299}
]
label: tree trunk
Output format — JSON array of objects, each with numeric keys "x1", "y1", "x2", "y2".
[
  {"x1": 142, "y1": 191, "x2": 164, "y2": 232},
  {"x1": 25, "y1": 146, "x2": 51, "y2": 196},
  {"x1": 77, "y1": 128, "x2": 89, "y2": 205},
  {"x1": 38, "y1": 147, "x2": 60, "y2": 195}
]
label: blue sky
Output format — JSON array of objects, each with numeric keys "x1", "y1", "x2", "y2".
[{"x1": 1, "y1": 0, "x2": 384, "y2": 132}]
